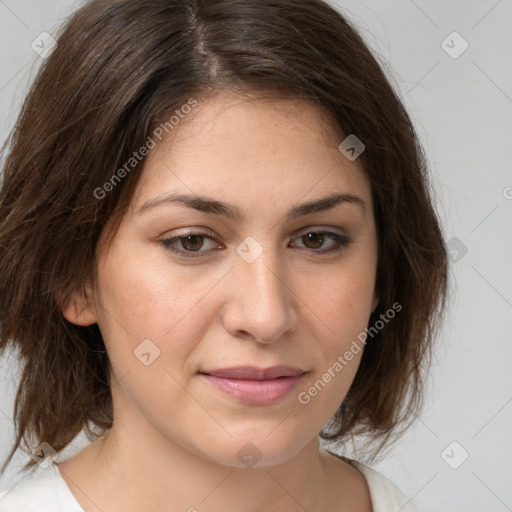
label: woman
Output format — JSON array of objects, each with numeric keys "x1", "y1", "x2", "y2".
[{"x1": 0, "y1": 0, "x2": 448, "y2": 510}]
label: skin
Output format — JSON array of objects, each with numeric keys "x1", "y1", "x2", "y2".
[{"x1": 60, "y1": 92, "x2": 378, "y2": 512}]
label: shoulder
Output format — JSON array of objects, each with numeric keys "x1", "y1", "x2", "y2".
[
  {"x1": 349, "y1": 460, "x2": 420, "y2": 512},
  {"x1": 0, "y1": 462, "x2": 83, "y2": 512}
]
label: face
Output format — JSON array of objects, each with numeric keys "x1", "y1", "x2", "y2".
[{"x1": 67, "y1": 92, "x2": 379, "y2": 468}]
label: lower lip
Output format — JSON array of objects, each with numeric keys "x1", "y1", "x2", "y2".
[{"x1": 201, "y1": 374, "x2": 304, "y2": 405}]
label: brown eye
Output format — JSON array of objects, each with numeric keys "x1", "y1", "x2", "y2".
[
  {"x1": 181, "y1": 234, "x2": 206, "y2": 251},
  {"x1": 301, "y1": 232, "x2": 325, "y2": 249},
  {"x1": 160, "y1": 232, "x2": 220, "y2": 258},
  {"x1": 290, "y1": 230, "x2": 353, "y2": 255},
  {"x1": 160, "y1": 229, "x2": 352, "y2": 260}
]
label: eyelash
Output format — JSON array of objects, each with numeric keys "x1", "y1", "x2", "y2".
[{"x1": 159, "y1": 230, "x2": 353, "y2": 259}]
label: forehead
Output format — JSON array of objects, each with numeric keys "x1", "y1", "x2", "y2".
[{"x1": 131, "y1": 92, "x2": 372, "y2": 216}]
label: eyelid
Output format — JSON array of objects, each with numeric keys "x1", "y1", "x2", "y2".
[
  {"x1": 165, "y1": 225, "x2": 348, "y2": 239},
  {"x1": 292, "y1": 225, "x2": 347, "y2": 238},
  {"x1": 166, "y1": 226, "x2": 216, "y2": 237}
]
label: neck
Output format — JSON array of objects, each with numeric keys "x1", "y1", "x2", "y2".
[{"x1": 59, "y1": 414, "x2": 336, "y2": 512}]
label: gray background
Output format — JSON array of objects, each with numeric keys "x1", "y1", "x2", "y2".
[{"x1": 0, "y1": 1, "x2": 511, "y2": 511}]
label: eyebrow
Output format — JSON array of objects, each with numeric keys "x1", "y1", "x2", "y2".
[{"x1": 135, "y1": 191, "x2": 365, "y2": 221}]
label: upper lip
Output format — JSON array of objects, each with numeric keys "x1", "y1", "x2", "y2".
[{"x1": 200, "y1": 365, "x2": 305, "y2": 380}]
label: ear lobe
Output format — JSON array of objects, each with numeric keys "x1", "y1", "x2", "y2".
[
  {"x1": 56, "y1": 280, "x2": 97, "y2": 326},
  {"x1": 371, "y1": 292, "x2": 379, "y2": 313}
]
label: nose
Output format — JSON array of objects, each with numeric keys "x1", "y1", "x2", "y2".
[{"x1": 222, "y1": 243, "x2": 298, "y2": 344}]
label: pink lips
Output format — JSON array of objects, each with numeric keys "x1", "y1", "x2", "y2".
[{"x1": 200, "y1": 365, "x2": 305, "y2": 405}]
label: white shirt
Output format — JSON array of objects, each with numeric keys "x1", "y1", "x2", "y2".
[{"x1": 0, "y1": 459, "x2": 419, "y2": 511}]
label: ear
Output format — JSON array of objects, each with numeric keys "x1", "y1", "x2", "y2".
[
  {"x1": 56, "y1": 279, "x2": 97, "y2": 326},
  {"x1": 371, "y1": 291, "x2": 379, "y2": 313}
]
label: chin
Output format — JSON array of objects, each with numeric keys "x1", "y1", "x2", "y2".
[{"x1": 194, "y1": 431, "x2": 312, "y2": 470}]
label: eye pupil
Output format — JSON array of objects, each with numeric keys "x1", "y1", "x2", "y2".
[
  {"x1": 303, "y1": 232, "x2": 324, "y2": 249},
  {"x1": 182, "y1": 235, "x2": 204, "y2": 251}
]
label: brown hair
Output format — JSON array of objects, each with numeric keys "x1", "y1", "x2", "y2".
[{"x1": 0, "y1": 0, "x2": 448, "y2": 473}]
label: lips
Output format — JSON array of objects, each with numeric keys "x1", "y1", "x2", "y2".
[
  {"x1": 199, "y1": 365, "x2": 306, "y2": 405},
  {"x1": 202, "y1": 365, "x2": 305, "y2": 380}
]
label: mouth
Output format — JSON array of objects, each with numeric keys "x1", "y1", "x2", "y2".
[{"x1": 199, "y1": 365, "x2": 306, "y2": 405}]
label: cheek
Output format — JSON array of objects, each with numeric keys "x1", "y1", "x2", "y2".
[
  {"x1": 298, "y1": 256, "x2": 375, "y2": 404},
  {"x1": 308, "y1": 264, "x2": 375, "y2": 343},
  {"x1": 92, "y1": 247, "x2": 219, "y2": 369}
]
